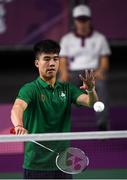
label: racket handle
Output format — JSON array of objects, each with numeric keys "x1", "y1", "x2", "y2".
[{"x1": 10, "y1": 128, "x2": 16, "y2": 134}]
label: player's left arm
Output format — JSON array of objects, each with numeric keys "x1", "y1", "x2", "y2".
[
  {"x1": 76, "y1": 70, "x2": 98, "y2": 107},
  {"x1": 77, "y1": 89, "x2": 98, "y2": 107}
]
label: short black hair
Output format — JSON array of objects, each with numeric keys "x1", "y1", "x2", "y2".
[{"x1": 33, "y1": 39, "x2": 60, "y2": 59}]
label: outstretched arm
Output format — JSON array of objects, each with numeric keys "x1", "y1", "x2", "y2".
[
  {"x1": 76, "y1": 69, "x2": 98, "y2": 107},
  {"x1": 11, "y1": 99, "x2": 28, "y2": 134}
]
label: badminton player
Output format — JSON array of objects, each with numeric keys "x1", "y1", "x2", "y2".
[{"x1": 11, "y1": 39, "x2": 98, "y2": 179}]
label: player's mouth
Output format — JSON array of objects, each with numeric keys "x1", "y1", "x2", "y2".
[{"x1": 47, "y1": 68, "x2": 56, "y2": 73}]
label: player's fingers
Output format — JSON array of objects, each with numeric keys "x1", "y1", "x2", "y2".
[
  {"x1": 17, "y1": 128, "x2": 22, "y2": 135},
  {"x1": 23, "y1": 129, "x2": 28, "y2": 134},
  {"x1": 87, "y1": 69, "x2": 95, "y2": 82},
  {"x1": 88, "y1": 69, "x2": 94, "y2": 80},
  {"x1": 79, "y1": 74, "x2": 85, "y2": 82},
  {"x1": 87, "y1": 69, "x2": 91, "y2": 80},
  {"x1": 85, "y1": 69, "x2": 89, "y2": 80},
  {"x1": 15, "y1": 128, "x2": 20, "y2": 135},
  {"x1": 91, "y1": 69, "x2": 96, "y2": 81},
  {"x1": 19, "y1": 129, "x2": 24, "y2": 135},
  {"x1": 19, "y1": 128, "x2": 28, "y2": 135},
  {"x1": 15, "y1": 127, "x2": 27, "y2": 135}
]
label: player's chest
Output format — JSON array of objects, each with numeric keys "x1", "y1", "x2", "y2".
[{"x1": 37, "y1": 89, "x2": 68, "y2": 107}]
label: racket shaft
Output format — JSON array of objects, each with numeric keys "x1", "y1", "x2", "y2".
[
  {"x1": 10, "y1": 128, "x2": 56, "y2": 154},
  {"x1": 31, "y1": 140, "x2": 55, "y2": 153}
]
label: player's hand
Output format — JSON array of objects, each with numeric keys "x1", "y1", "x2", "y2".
[
  {"x1": 79, "y1": 69, "x2": 95, "y2": 91},
  {"x1": 14, "y1": 126, "x2": 28, "y2": 135}
]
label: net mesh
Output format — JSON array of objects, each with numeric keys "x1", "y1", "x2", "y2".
[
  {"x1": 0, "y1": 142, "x2": 23, "y2": 154},
  {"x1": 0, "y1": 131, "x2": 127, "y2": 179}
]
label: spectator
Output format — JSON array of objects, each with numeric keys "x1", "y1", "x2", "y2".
[{"x1": 59, "y1": 4, "x2": 111, "y2": 131}]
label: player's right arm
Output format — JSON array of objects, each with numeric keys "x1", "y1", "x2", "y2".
[{"x1": 11, "y1": 98, "x2": 28, "y2": 135}]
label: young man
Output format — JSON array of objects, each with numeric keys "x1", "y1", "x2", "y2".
[
  {"x1": 11, "y1": 39, "x2": 98, "y2": 179},
  {"x1": 59, "y1": 4, "x2": 111, "y2": 130}
]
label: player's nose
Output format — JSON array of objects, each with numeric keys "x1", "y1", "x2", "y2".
[{"x1": 49, "y1": 59, "x2": 56, "y2": 66}]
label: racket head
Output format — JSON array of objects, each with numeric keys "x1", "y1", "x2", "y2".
[{"x1": 56, "y1": 147, "x2": 89, "y2": 174}]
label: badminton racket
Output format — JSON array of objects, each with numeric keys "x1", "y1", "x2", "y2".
[{"x1": 10, "y1": 128, "x2": 89, "y2": 174}]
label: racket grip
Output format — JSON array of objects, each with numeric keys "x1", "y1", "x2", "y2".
[{"x1": 10, "y1": 128, "x2": 16, "y2": 134}]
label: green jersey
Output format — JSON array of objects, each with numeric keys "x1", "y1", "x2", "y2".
[{"x1": 17, "y1": 77, "x2": 84, "y2": 170}]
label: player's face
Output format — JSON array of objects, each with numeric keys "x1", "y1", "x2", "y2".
[
  {"x1": 74, "y1": 19, "x2": 91, "y2": 32},
  {"x1": 35, "y1": 53, "x2": 60, "y2": 79}
]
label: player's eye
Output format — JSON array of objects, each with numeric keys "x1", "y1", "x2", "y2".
[
  {"x1": 53, "y1": 57, "x2": 59, "y2": 61},
  {"x1": 44, "y1": 57, "x2": 51, "y2": 61}
]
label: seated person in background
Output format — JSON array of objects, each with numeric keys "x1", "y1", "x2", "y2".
[{"x1": 59, "y1": 4, "x2": 111, "y2": 131}]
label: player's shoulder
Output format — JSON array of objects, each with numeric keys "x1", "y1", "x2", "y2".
[{"x1": 20, "y1": 79, "x2": 37, "y2": 91}]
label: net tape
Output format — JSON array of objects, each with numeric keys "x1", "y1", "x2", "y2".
[{"x1": 0, "y1": 130, "x2": 127, "y2": 142}]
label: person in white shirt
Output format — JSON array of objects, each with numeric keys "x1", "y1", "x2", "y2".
[{"x1": 59, "y1": 4, "x2": 111, "y2": 131}]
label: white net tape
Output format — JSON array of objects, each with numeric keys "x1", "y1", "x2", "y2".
[{"x1": 0, "y1": 130, "x2": 127, "y2": 142}]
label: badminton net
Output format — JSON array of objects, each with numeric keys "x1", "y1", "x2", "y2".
[{"x1": 0, "y1": 130, "x2": 127, "y2": 179}]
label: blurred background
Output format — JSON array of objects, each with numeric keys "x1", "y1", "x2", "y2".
[{"x1": 0, "y1": 0, "x2": 127, "y2": 179}]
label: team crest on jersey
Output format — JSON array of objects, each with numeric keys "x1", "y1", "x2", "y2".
[
  {"x1": 40, "y1": 94, "x2": 46, "y2": 102},
  {"x1": 59, "y1": 91, "x2": 66, "y2": 101}
]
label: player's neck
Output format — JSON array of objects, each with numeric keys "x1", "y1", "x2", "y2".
[{"x1": 40, "y1": 76, "x2": 56, "y2": 87}]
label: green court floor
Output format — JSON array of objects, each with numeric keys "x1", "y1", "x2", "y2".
[{"x1": 0, "y1": 169, "x2": 127, "y2": 179}]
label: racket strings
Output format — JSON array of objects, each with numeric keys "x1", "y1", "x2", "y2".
[{"x1": 56, "y1": 147, "x2": 89, "y2": 174}]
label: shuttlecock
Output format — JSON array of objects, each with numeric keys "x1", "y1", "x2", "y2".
[{"x1": 93, "y1": 101, "x2": 105, "y2": 112}]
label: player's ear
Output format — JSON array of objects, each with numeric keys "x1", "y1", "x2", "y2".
[{"x1": 35, "y1": 60, "x2": 39, "y2": 68}]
